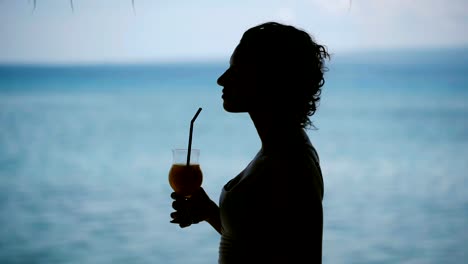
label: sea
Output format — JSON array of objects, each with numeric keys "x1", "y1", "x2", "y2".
[{"x1": 0, "y1": 48, "x2": 467, "y2": 264}]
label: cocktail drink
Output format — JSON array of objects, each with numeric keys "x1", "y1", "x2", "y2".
[
  {"x1": 170, "y1": 107, "x2": 203, "y2": 197},
  {"x1": 169, "y1": 149, "x2": 203, "y2": 197}
]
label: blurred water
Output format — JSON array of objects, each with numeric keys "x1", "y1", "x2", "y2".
[{"x1": 0, "y1": 51, "x2": 467, "y2": 263}]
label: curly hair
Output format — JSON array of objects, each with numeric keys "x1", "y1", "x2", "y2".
[{"x1": 238, "y1": 22, "x2": 330, "y2": 129}]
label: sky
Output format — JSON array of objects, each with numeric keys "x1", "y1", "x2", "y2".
[{"x1": 0, "y1": 0, "x2": 467, "y2": 64}]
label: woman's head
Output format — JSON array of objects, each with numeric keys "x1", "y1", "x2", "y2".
[{"x1": 217, "y1": 21, "x2": 330, "y2": 129}]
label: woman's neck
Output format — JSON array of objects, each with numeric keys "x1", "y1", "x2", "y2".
[{"x1": 249, "y1": 111, "x2": 305, "y2": 155}]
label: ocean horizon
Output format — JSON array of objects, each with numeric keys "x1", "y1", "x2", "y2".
[{"x1": 1, "y1": 48, "x2": 467, "y2": 263}]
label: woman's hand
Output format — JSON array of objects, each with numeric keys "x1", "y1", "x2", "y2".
[{"x1": 170, "y1": 187, "x2": 218, "y2": 228}]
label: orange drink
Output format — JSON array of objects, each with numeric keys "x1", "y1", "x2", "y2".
[
  {"x1": 169, "y1": 164, "x2": 203, "y2": 197},
  {"x1": 169, "y1": 149, "x2": 202, "y2": 197}
]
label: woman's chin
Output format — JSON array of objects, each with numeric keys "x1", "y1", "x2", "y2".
[
  {"x1": 222, "y1": 103, "x2": 237, "y2": 112},
  {"x1": 223, "y1": 101, "x2": 246, "y2": 113}
]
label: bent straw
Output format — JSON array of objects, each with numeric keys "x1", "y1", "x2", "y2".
[{"x1": 187, "y1": 107, "x2": 202, "y2": 166}]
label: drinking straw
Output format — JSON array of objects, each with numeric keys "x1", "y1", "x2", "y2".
[{"x1": 187, "y1": 107, "x2": 202, "y2": 166}]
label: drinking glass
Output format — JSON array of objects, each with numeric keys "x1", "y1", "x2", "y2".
[{"x1": 168, "y1": 149, "x2": 203, "y2": 197}]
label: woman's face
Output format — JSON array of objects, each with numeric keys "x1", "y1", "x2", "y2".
[{"x1": 217, "y1": 45, "x2": 260, "y2": 113}]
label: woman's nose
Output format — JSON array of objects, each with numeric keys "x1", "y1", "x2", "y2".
[{"x1": 217, "y1": 70, "x2": 228, "y2": 86}]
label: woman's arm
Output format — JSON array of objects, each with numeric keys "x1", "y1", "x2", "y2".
[{"x1": 203, "y1": 201, "x2": 222, "y2": 234}]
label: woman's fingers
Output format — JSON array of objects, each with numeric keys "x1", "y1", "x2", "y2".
[
  {"x1": 179, "y1": 221, "x2": 191, "y2": 228},
  {"x1": 170, "y1": 210, "x2": 192, "y2": 228},
  {"x1": 170, "y1": 219, "x2": 191, "y2": 228},
  {"x1": 170, "y1": 190, "x2": 210, "y2": 228},
  {"x1": 171, "y1": 192, "x2": 185, "y2": 200},
  {"x1": 172, "y1": 199, "x2": 189, "y2": 210}
]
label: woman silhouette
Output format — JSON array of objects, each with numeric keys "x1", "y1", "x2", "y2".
[{"x1": 170, "y1": 21, "x2": 329, "y2": 263}]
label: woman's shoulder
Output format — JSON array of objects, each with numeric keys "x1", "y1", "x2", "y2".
[
  {"x1": 262, "y1": 143, "x2": 318, "y2": 166},
  {"x1": 260, "y1": 143, "x2": 324, "y2": 199}
]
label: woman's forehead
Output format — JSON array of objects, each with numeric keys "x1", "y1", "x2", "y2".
[{"x1": 229, "y1": 45, "x2": 252, "y2": 66}]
